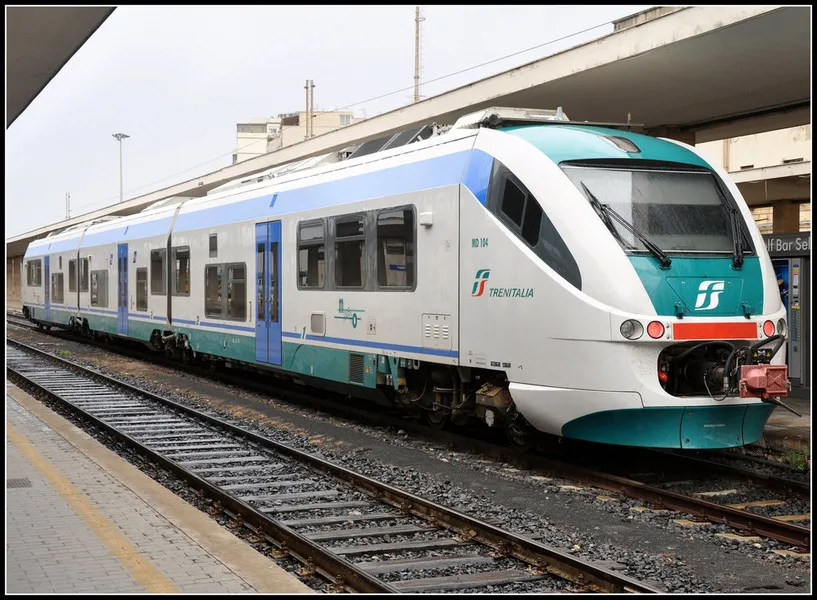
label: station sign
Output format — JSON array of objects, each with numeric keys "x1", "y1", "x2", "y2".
[{"x1": 762, "y1": 233, "x2": 811, "y2": 257}]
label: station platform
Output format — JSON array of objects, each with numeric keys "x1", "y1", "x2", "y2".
[
  {"x1": 6, "y1": 383, "x2": 314, "y2": 594},
  {"x1": 750, "y1": 386, "x2": 811, "y2": 461}
]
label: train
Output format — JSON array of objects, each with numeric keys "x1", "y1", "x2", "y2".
[{"x1": 21, "y1": 106, "x2": 791, "y2": 450}]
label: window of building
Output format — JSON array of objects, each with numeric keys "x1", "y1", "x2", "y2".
[
  {"x1": 80, "y1": 257, "x2": 89, "y2": 292},
  {"x1": 335, "y1": 217, "x2": 365, "y2": 288},
  {"x1": 68, "y1": 259, "x2": 77, "y2": 292},
  {"x1": 151, "y1": 249, "x2": 166, "y2": 295},
  {"x1": 298, "y1": 221, "x2": 325, "y2": 288},
  {"x1": 232, "y1": 154, "x2": 238, "y2": 165},
  {"x1": 340, "y1": 114, "x2": 352, "y2": 126},
  {"x1": 800, "y1": 202, "x2": 811, "y2": 233},
  {"x1": 172, "y1": 247, "x2": 190, "y2": 296},
  {"x1": 209, "y1": 234, "x2": 218, "y2": 258},
  {"x1": 90, "y1": 270, "x2": 108, "y2": 307},
  {"x1": 51, "y1": 273, "x2": 64, "y2": 304},
  {"x1": 237, "y1": 123, "x2": 267, "y2": 134},
  {"x1": 377, "y1": 207, "x2": 415, "y2": 288},
  {"x1": 136, "y1": 268, "x2": 148, "y2": 311},
  {"x1": 750, "y1": 206, "x2": 774, "y2": 235}
]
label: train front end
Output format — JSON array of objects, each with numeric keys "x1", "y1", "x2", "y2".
[{"x1": 463, "y1": 115, "x2": 790, "y2": 450}]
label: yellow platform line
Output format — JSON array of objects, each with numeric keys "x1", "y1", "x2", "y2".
[{"x1": 8, "y1": 423, "x2": 179, "y2": 593}]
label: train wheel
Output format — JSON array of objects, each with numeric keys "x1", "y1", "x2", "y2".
[
  {"x1": 506, "y1": 412, "x2": 537, "y2": 453},
  {"x1": 424, "y1": 409, "x2": 450, "y2": 430}
]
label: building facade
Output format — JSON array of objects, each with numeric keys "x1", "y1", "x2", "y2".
[{"x1": 233, "y1": 111, "x2": 357, "y2": 164}]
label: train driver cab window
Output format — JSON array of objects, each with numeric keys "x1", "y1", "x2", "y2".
[
  {"x1": 68, "y1": 259, "x2": 77, "y2": 292},
  {"x1": 377, "y1": 207, "x2": 415, "y2": 288},
  {"x1": 172, "y1": 247, "x2": 190, "y2": 296},
  {"x1": 335, "y1": 216, "x2": 365, "y2": 288},
  {"x1": 489, "y1": 161, "x2": 582, "y2": 290},
  {"x1": 298, "y1": 221, "x2": 325, "y2": 288},
  {"x1": 150, "y1": 249, "x2": 166, "y2": 295}
]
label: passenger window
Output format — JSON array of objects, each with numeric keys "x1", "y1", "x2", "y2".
[
  {"x1": 228, "y1": 264, "x2": 246, "y2": 320},
  {"x1": 80, "y1": 258, "x2": 89, "y2": 292},
  {"x1": 68, "y1": 259, "x2": 77, "y2": 292},
  {"x1": 501, "y1": 179, "x2": 525, "y2": 227},
  {"x1": 90, "y1": 270, "x2": 109, "y2": 307},
  {"x1": 335, "y1": 217, "x2": 365, "y2": 288},
  {"x1": 136, "y1": 268, "x2": 148, "y2": 311},
  {"x1": 58, "y1": 256, "x2": 62, "y2": 270},
  {"x1": 150, "y1": 249, "x2": 166, "y2": 295},
  {"x1": 172, "y1": 247, "x2": 190, "y2": 296},
  {"x1": 51, "y1": 273, "x2": 64, "y2": 304},
  {"x1": 256, "y1": 244, "x2": 265, "y2": 321},
  {"x1": 205, "y1": 265, "x2": 223, "y2": 317},
  {"x1": 298, "y1": 222, "x2": 325, "y2": 288},
  {"x1": 377, "y1": 207, "x2": 415, "y2": 288},
  {"x1": 209, "y1": 234, "x2": 218, "y2": 258}
]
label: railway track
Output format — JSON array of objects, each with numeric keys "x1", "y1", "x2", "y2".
[
  {"x1": 7, "y1": 314, "x2": 810, "y2": 553},
  {"x1": 7, "y1": 339, "x2": 656, "y2": 594}
]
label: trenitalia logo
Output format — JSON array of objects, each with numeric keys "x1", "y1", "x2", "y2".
[
  {"x1": 472, "y1": 269, "x2": 491, "y2": 296},
  {"x1": 694, "y1": 280, "x2": 725, "y2": 311}
]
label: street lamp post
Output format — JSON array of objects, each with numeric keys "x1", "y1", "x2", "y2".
[{"x1": 112, "y1": 133, "x2": 130, "y2": 203}]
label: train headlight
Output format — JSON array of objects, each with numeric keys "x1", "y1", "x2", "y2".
[
  {"x1": 776, "y1": 318, "x2": 787, "y2": 337},
  {"x1": 620, "y1": 319, "x2": 643, "y2": 340},
  {"x1": 647, "y1": 321, "x2": 665, "y2": 339},
  {"x1": 762, "y1": 320, "x2": 775, "y2": 337}
]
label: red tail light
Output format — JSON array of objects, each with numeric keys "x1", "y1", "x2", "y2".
[
  {"x1": 647, "y1": 321, "x2": 665, "y2": 339},
  {"x1": 762, "y1": 320, "x2": 775, "y2": 337}
]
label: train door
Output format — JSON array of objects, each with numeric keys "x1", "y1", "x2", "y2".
[
  {"x1": 117, "y1": 243, "x2": 129, "y2": 335},
  {"x1": 255, "y1": 221, "x2": 282, "y2": 365},
  {"x1": 43, "y1": 256, "x2": 51, "y2": 321}
]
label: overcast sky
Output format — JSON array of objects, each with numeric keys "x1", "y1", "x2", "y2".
[{"x1": 6, "y1": 5, "x2": 650, "y2": 238}]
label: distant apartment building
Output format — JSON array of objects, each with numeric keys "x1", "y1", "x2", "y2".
[
  {"x1": 233, "y1": 111, "x2": 357, "y2": 164},
  {"x1": 696, "y1": 125, "x2": 811, "y2": 235}
]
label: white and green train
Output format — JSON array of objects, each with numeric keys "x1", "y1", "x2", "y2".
[{"x1": 23, "y1": 107, "x2": 790, "y2": 450}]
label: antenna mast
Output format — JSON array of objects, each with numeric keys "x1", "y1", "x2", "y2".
[{"x1": 414, "y1": 6, "x2": 424, "y2": 103}]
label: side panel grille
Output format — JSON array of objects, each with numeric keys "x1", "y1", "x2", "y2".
[{"x1": 349, "y1": 353, "x2": 365, "y2": 384}]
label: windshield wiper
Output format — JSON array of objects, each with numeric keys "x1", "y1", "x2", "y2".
[
  {"x1": 580, "y1": 182, "x2": 628, "y2": 247},
  {"x1": 581, "y1": 182, "x2": 672, "y2": 269},
  {"x1": 729, "y1": 208, "x2": 744, "y2": 270}
]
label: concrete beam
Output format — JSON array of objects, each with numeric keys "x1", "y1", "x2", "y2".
[{"x1": 692, "y1": 105, "x2": 811, "y2": 144}]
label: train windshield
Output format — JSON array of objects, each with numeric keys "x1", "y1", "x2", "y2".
[{"x1": 561, "y1": 165, "x2": 742, "y2": 254}]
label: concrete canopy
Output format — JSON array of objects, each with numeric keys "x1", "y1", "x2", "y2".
[
  {"x1": 6, "y1": 6, "x2": 115, "y2": 128},
  {"x1": 6, "y1": 6, "x2": 811, "y2": 256}
]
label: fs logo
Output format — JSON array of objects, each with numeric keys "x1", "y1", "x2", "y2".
[
  {"x1": 472, "y1": 269, "x2": 491, "y2": 297},
  {"x1": 694, "y1": 280, "x2": 725, "y2": 311}
]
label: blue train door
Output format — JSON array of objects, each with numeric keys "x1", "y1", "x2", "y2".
[
  {"x1": 117, "y1": 243, "x2": 129, "y2": 335},
  {"x1": 43, "y1": 256, "x2": 51, "y2": 321},
  {"x1": 255, "y1": 221, "x2": 282, "y2": 365}
]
